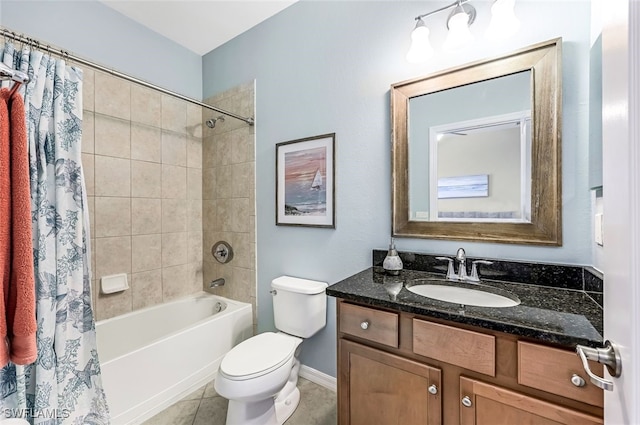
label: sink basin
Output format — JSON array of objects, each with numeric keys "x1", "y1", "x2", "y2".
[{"x1": 407, "y1": 282, "x2": 520, "y2": 308}]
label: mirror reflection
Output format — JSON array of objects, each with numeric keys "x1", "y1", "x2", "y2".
[{"x1": 409, "y1": 71, "x2": 532, "y2": 223}]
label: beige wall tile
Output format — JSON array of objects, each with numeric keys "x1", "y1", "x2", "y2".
[
  {"x1": 131, "y1": 269, "x2": 163, "y2": 310},
  {"x1": 187, "y1": 262, "x2": 203, "y2": 294},
  {"x1": 232, "y1": 232, "x2": 254, "y2": 270},
  {"x1": 132, "y1": 160, "x2": 162, "y2": 198},
  {"x1": 187, "y1": 104, "x2": 203, "y2": 139},
  {"x1": 215, "y1": 165, "x2": 233, "y2": 199},
  {"x1": 82, "y1": 153, "x2": 95, "y2": 196},
  {"x1": 162, "y1": 165, "x2": 187, "y2": 199},
  {"x1": 187, "y1": 199, "x2": 202, "y2": 233},
  {"x1": 162, "y1": 232, "x2": 187, "y2": 267},
  {"x1": 231, "y1": 162, "x2": 253, "y2": 198},
  {"x1": 132, "y1": 234, "x2": 162, "y2": 273},
  {"x1": 187, "y1": 168, "x2": 202, "y2": 200},
  {"x1": 202, "y1": 168, "x2": 217, "y2": 200},
  {"x1": 203, "y1": 200, "x2": 218, "y2": 233},
  {"x1": 131, "y1": 85, "x2": 162, "y2": 127},
  {"x1": 94, "y1": 155, "x2": 130, "y2": 197},
  {"x1": 95, "y1": 114, "x2": 130, "y2": 158},
  {"x1": 202, "y1": 135, "x2": 217, "y2": 169},
  {"x1": 187, "y1": 137, "x2": 202, "y2": 169},
  {"x1": 82, "y1": 112, "x2": 95, "y2": 154},
  {"x1": 95, "y1": 197, "x2": 131, "y2": 237},
  {"x1": 95, "y1": 72, "x2": 131, "y2": 120},
  {"x1": 230, "y1": 127, "x2": 255, "y2": 164},
  {"x1": 215, "y1": 132, "x2": 233, "y2": 166},
  {"x1": 131, "y1": 198, "x2": 162, "y2": 235},
  {"x1": 83, "y1": 68, "x2": 95, "y2": 112},
  {"x1": 95, "y1": 236, "x2": 131, "y2": 280},
  {"x1": 230, "y1": 198, "x2": 251, "y2": 233},
  {"x1": 162, "y1": 199, "x2": 187, "y2": 233},
  {"x1": 162, "y1": 264, "x2": 190, "y2": 301},
  {"x1": 161, "y1": 95, "x2": 187, "y2": 134},
  {"x1": 161, "y1": 131, "x2": 187, "y2": 166},
  {"x1": 87, "y1": 198, "x2": 95, "y2": 241},
  {"x1": 232, "y1": 267, "x2": 254, "y2": 303},
  {"x1": 187, "y1": 231, "x2": 203, "y2": 264},
  {"x1": 96, "y1": 290, "x2": 132, "y2": 321},
  {"x1": 216, "y1": 198, "x2": 232, "y2": 231},
  {"x1": 131, "y1": 124, "x2": 162, "y2": 163}
]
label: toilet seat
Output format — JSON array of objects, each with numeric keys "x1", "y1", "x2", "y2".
[{"x1": 219, "y1": 332, "x2": 298, "y2": 381}]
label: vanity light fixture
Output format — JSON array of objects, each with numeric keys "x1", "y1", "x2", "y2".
[{"x1": 406, "y1": 0, "x2": 520, "y2": 64}]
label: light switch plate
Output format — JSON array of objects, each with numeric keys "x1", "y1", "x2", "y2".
[{"x1": 595, "y1": 213, "x2": 604, "y2": 246}]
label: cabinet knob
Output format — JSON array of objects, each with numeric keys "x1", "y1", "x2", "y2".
[
  {"x1": 427, "y1": 384, "x2": 438, "y2": 395},
  {"x1": 360, "y1": 321, "x2": 369, "y2": 330},
  {"x1": 570, "y1": 374, "x2": 586, "y2": 387},
  {"x1": 461, "y1": 396, "x2": 473, "y2": 408}
]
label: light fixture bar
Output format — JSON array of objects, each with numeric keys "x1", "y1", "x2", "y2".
[{"x1": 413, "y1": 0, "x2": 473, "y2": 22}]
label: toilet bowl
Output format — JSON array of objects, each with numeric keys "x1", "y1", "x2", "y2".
[
  {"x1": 214, "y1": 332, "x2": 302, "y2": 425},
  {"x1": 214, "y1": 276, "x2": 328, "y2": 425}
]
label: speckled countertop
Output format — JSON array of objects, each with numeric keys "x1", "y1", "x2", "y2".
[{"x1": 327, "y1": 266, "x2": 603, "y2": 348}]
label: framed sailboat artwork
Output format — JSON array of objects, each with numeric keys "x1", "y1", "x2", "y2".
[{"x1": 276, "y1": 133, "x2": 335, "y2": 228}]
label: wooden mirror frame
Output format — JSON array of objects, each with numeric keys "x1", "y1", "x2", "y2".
[{"x1": 391, "y1": 38, "x2": 562, "y2": 245}]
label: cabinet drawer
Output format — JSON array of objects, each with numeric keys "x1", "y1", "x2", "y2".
[
  {"x1": 339, "y1": 303, "x2": 399, "y2": 348},
  {"x1": 413, "y1": 319, "x2": 495, "y2": 376},
  {"x1": 518, "y1": 341, "x2": 604, "y2": 408}
]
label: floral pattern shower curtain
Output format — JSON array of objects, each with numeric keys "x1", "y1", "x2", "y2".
[{"x1": 0, "y1": 43, "x2": 109, "y2": 424}]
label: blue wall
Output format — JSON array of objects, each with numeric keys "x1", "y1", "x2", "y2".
[
  {"x1": 1, "y1": 0, "x2": 202, "y2": 99},
  {"x1": 202, "y1": 1, "x2": 593, "y2": 377}
]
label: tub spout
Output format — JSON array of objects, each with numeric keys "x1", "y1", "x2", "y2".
[{"x1": 210, "y1": 278, "x2": 225, "y2": 288}]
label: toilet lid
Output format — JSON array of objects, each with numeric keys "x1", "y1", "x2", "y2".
[{"x1": 220, "y1": 332, "x2": 298, "y2": 380}]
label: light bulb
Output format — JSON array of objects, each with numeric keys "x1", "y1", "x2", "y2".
[
  {"x1": 406, "y1": 19, "x2": 434, "y2": 63},
  {"x1": 443, "y1": 9, "x2": 474, "y2": 51},
  {"x1": 486, "y1": 0, "x2": 520, "y2": 41}
]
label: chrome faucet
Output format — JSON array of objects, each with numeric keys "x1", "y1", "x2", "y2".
[
  {"x1": 456, "y1": 248, "x2": 467, "y2": 281},
  {"x1": 209, "y1": 278, "x2": 225, "y2": 288},
  {"x1": 436, "y1": 248, "x2": 493, "y2": 283}
]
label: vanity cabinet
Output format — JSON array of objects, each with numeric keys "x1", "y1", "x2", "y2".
[
  {"x1": 336, "y1": 300, "x2": 603, "y2": 425},
  {"x1": 340, "y1": 339, "x2": 442, "y2": 425},
  {"x1": 459, "y1": 377, "x2": 602, "y2": 425}
]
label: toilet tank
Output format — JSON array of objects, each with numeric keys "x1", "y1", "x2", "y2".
[{"x1": 271, "y1": 276, "x2": 328, "y2": 338}]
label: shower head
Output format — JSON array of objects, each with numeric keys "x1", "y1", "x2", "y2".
[{"x1": 206, "y1": 115, "x2": 225, "y2": 129}]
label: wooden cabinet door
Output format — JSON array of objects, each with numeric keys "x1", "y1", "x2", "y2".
[
  {"x1": 459, "y1": 377, "x2": 603, "y2": 425},
  {"x1": 339, "y1": 339, "x2": 441, "y2": 425}
]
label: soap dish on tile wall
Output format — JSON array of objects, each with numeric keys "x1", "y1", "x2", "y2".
[{"x1": 101, "y1": 273, "x2": 129, "y2": 294}]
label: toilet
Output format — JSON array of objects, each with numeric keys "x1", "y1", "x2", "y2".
[{"x1": 214, "y1": 276, "x2": 328, "y2": 425}]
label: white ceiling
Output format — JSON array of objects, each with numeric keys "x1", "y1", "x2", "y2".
[{"x1": 100, "y1": 0, "x2": 298, "y2": 56}]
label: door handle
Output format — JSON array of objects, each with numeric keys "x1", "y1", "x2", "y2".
[{"x1": 575, "y1": 340, "x2": 621, "y2": 391}]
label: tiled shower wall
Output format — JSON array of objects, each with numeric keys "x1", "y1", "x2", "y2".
[
  {"x1": 81, "y1": 68, "x2": 204, "y2": 321},
  {"x1": 202, "y1": 81, "x2": 257, "y2": 327}
]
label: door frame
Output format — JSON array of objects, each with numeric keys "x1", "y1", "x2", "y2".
[{"x1": 602, "y1": 0, "x2": 640, "y2": 423}]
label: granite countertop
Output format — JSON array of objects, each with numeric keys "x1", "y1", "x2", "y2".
[{"x1": 327, "y1": 267, "x2": 603, "y2": 348}]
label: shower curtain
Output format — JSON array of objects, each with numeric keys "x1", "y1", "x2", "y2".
[{"x1": 0, "y1": 43, "x2": 109, "y2": 424}]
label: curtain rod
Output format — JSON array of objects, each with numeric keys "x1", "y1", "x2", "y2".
[{"x1": 1, "y1": 27, "x2": 255, "y2": 126}]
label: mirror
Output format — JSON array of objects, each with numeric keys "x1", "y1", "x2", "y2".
[{"x1": 391, "y1": 38, "x2": 562, "y2": 245}]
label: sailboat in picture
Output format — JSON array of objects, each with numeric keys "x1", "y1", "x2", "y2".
[{"x1": 310, "y1": 169, "x2": 323, "y2": 191}]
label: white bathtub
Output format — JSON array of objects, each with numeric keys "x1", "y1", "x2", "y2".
[{"x1": 96, "y1": 292, "x2": 253, "y2": 424}]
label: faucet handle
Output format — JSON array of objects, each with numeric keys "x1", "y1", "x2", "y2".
[
  {"x1": 469, "y1": 260, "x2": 493, "y2": 283},
  {"x1": 435, "y1": 257, "x2": 456, "y2": 280}
]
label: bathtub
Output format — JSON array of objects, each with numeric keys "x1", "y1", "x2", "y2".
[{"x1": 96, "y1": 292, "x2": 253, "y2": 424}]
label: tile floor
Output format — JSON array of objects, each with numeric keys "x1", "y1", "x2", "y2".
[{"x1": 142, "y1": 377, "x2": 337, "y2": 425}]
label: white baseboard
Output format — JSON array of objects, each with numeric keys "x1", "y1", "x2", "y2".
[{"x1": 299, "y1": 364, "x2": 337, "y2": 393}]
